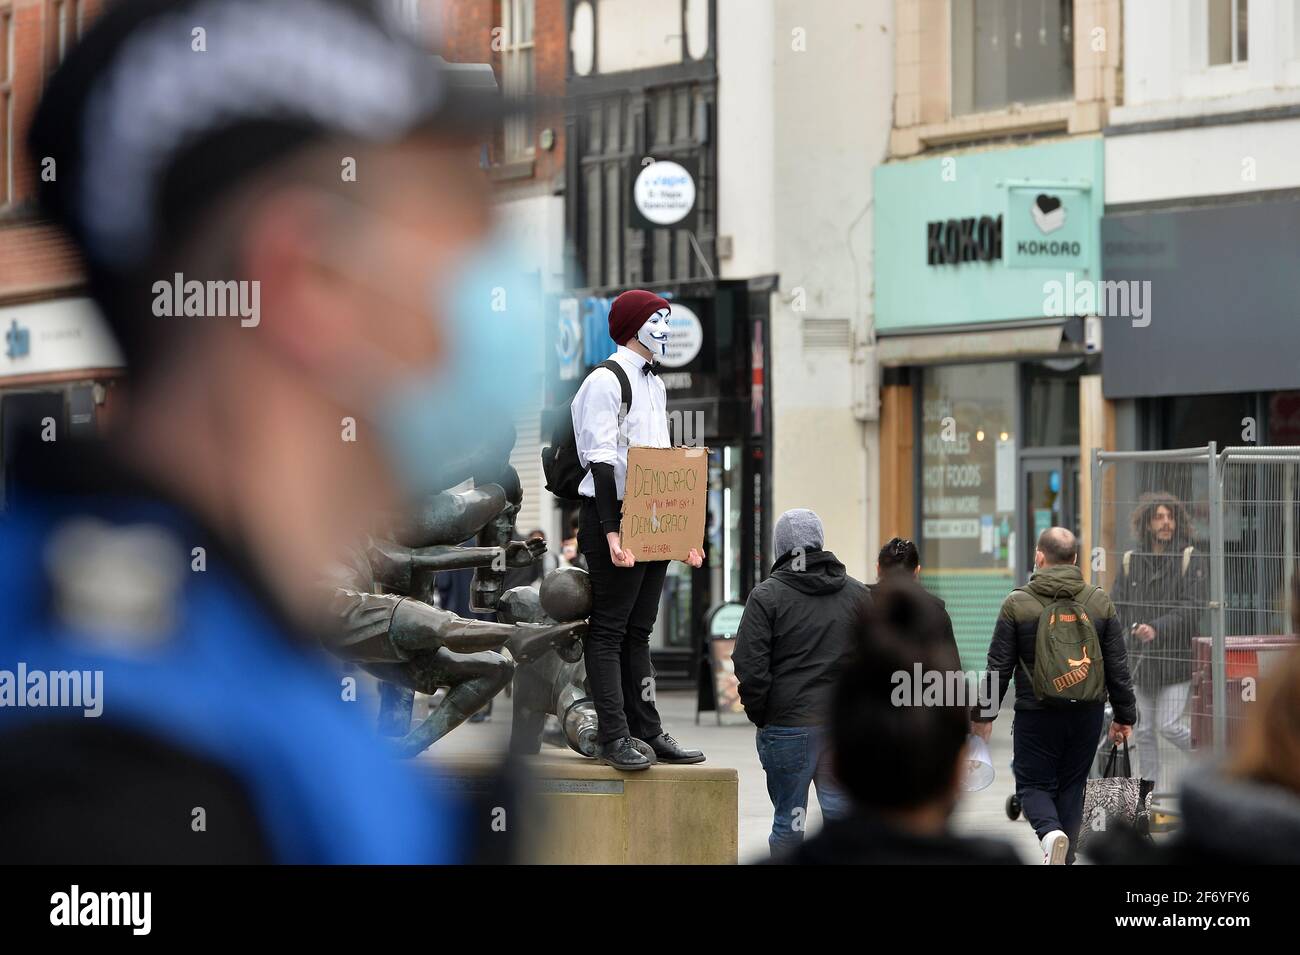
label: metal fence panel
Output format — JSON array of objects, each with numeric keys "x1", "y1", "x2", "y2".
[
  {"x1": 1094, "y1": 445, "x2": 1300, "y2": 814},
  {"x1": 1094, "y1": 449, "x2": 1211, "y2": 806}
]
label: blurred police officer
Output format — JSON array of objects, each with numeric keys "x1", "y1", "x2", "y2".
[{"x1": 0, "y1": 0, "x2": 534, "y2": 862}]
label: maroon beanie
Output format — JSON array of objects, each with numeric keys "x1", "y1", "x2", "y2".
[{"x1": 608, "y1": 289, "x2": 671, "y2": 346}]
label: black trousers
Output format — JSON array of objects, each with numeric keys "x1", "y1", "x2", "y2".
[
  {"x1": 1012, "y1": 704, "x2": 1104, "y2": 863},
  {"x1": 577, "y1": 498, "x2": 667, "y2": 745}
]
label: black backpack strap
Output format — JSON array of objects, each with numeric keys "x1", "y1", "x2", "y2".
[{"x1": 595, "y1": 359, "x2": 633, "y2": 423}]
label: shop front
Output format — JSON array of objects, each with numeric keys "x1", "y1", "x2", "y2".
[
  {"x1": 546, "y1": 278, "x2": 771, "y2": 686},
  {"x1": 0, "y1": 297, "x2": 125, "y2": 510},
  {"x1": 1103, "y1": 193, "x2": 1300, "y2": 448},
  {"x1": 874, "y1": 138, "x2": 1104, "y2": 667}
]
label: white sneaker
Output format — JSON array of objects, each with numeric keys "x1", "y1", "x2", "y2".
[{"x1": 1041, "y1": 829, "x2": 1069, "y2": 865}]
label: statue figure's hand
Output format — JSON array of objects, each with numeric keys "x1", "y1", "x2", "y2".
[
  {"x1": 503, "y1": 538, "x2": 547, "y2": 567},
  {"x1": 551, "y1": 620, "x2": 587, "y2": 663},
  {"x1": 507, "y1": 619, "x2": 587, "y2": 664},
  {"x1": 364, "y1": 537, "x2": 411, "y2": 590}
]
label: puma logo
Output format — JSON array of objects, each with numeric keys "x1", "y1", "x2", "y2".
[{"x1": 1054, "y1": 645, "x2": 1092, "y2": 693}]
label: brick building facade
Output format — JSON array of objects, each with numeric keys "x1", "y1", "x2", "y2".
[
  {"x1": 0, "y1": 1, "x2": 121, "y2": 494},
  {"x1": 1, "y1": 0, "x2": 106, "y2": 303},
  {"x1": 436, "y1": 0, "x2": 565, "y2": 195},
  {"x1": 436, "y1": 0, "x2": 568, "y2": 540},
  {"x1": 0, "y1": 1, "x2": 566, "y2": 515}
]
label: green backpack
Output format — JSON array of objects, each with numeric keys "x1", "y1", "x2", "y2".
[{"x1": 1018, "y1": 584, "x2": 1107, "y2": 704}]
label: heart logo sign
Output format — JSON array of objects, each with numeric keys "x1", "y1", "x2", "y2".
[{"x1": 1031, "y1": 193, "x2": 1066, "y2": 235}]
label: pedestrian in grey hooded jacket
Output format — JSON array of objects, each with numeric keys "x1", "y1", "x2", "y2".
[{"x1": 734, "y1": 509, "x2": 871, "y2": 728}]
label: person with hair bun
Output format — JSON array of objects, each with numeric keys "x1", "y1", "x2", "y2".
[{"x1": 868, "y1": 538, "x2": 961, "y2": 673}]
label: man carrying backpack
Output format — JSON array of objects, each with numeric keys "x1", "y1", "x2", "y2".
[
  {"x1": 550, "y1": 289, "x2": 705, "y2": 771},
  {"x1": 972, "y1": 527, "x2": 1136, "y2": 863}
]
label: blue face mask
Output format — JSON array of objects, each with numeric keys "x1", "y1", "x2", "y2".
[{"x1": 372, "y1": 235, "x2": 543, "y2": 502}]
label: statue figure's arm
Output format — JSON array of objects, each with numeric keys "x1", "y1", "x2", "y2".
[{"x1": 407, "y1": 538, "x2": 547, "y2": 572}]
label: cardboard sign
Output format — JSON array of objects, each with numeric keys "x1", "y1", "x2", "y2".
[{"x1": 620, "y1": 446, "x2": 708, "y2": 561}]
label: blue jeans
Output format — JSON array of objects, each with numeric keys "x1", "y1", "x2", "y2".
[{"x1": 755, "y1": 724, "x2": 850, "y2": 856}]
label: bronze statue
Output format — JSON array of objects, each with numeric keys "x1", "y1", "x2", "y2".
[
  {"x1": 323, "y1": 478, "x2": 584, "y2": 758},
  {"x1": 500, "y1": 570, "x2": 598, "y2": 757},
  {"x1": 503, "y1": 568, "x2": 654, "y2": 763}
]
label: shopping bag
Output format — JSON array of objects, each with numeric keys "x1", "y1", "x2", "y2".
[
  {"x1": 1078, "y1": 739, "x2": 1153, "y2": 855},
  {"x1": 960, "y1": 733, "x2": 995, "y2": 792}
]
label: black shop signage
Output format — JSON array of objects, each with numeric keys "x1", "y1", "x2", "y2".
[{"x1": 927, "y1": 214, "x2": 1003, "y2": 266}]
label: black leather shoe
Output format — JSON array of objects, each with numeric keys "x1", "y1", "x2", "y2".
[
  {"x1": 630, "y1": 738, "x2": 658, "y2": 764},
  {"x1": 646, "y1": 732, "x2": 705, "y2": 764},
  {"x1": 597, "y1": 736, "x2": 652, "y2": 771}
]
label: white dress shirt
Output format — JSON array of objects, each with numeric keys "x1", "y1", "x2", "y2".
[{"x1": 572, "y1": 345, "x2": 671, "y2": 499}]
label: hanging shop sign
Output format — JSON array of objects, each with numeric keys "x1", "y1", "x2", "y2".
[{"x1": 629, "y1": 157, "x2": 699, "y2": 231}]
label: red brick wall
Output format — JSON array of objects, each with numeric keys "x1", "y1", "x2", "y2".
[
  {"x1": 437, "y1": 0, "x2": 566, "y2": 190},
  {"x1": 1, "y1": 0, "x2": 105, "y2": 303},
  {"x1": 0, "y1": 0, "x2": 568, "y2": 302}
]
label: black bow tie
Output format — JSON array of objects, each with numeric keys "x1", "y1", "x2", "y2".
[{"x1": 642, "y1": 363, "x2": 659, "y2": 377}]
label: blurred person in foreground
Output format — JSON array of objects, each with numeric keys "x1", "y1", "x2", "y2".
[
  {"x1": 868, "y1": 537, "x2": 960, "y2": 672},
  {"x1": 1091, "y1": 577, "x2": 1300, "y2": 865},
  {"x1": 774, "y1": 588, "x2": 1021, "y2": 865},
  {"x1": 972, "y1": 527, "x2": 1137, "y2": 864},
  {"x1": 733, "y1": 509, "x2": 869, "y2": 855},
  {"x1": 0, "y1": 0, "x2": 534, "y2": 863}
]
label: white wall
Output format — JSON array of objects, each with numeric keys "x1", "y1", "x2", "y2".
[
  {"x1": 595, "y1": 0, "x2": 684, "y2": 73},
  {"x1": 496, "y1": 192, "x2": 565, "y2": 540},
  {"x1": 717, "y1": 0, "x2": 776, "y2": 281},
  {"x1": 497, "y1": 192, "x2": 566, "y2": 294},
  {"x1": 717, "y1": 0, "x2": 893, "y2": 582},
  {"x1": 1106, "y1": 116, "x2": 1300, "y2": 204},
  {"x1": 1118, "y1": 0, "x2": 1300, "y2": 121},
  {"x1": 1109, "y1": 0, "x2": 1300, "y2": 205}
]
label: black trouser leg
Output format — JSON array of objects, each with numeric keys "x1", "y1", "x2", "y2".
[
  {"x1": 1013, "y1": 704, "x2": 1104, "y2": 863},
  {"x1": 578, "y1": 500, "x2": 647, "y2": 744},
  {"x1": 621, "y1": 559, "x2": 667, "y2": 741},
  {"x1": 1013, "y1": 709, "x2": 1066, "y2": 843},
  {"x1": 1058, "y1": 704, "x2": 1105, "y2": 864}
]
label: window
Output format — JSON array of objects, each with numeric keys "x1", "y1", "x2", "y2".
[
  {"x1": 47, "y1": 0, "x2": 85, "y2": 65},
  {"x1": 1208, "y1": 0, "x2": 1248, "y2": 66},
  {"x1": 1024, "y1": 358, "x2": 1081, "y2": 448},
  {"x1": 919, "y1": 362, "x2": 1017, "y2": 572},
  {"x1": 951, "y1": 0, "x2": 1074, "y2": 116},
  {"x1": 500, "y1": 0, "x2": 535, "y2": 162},
  {"x1": 1, "y1": 5, "x2": 12, "y2": 206},
  {"x1": 918, "y1": 362, "x2": 1018, "y2": 669}
]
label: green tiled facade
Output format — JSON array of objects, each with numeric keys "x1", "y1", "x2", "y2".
[{"x1": 921, "y1": 570, "x2": 1017, "y2": 672}]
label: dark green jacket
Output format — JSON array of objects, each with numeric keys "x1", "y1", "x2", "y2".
[{"x1": 977, "y1": 564, "x2": 1137, "y2": 724}]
